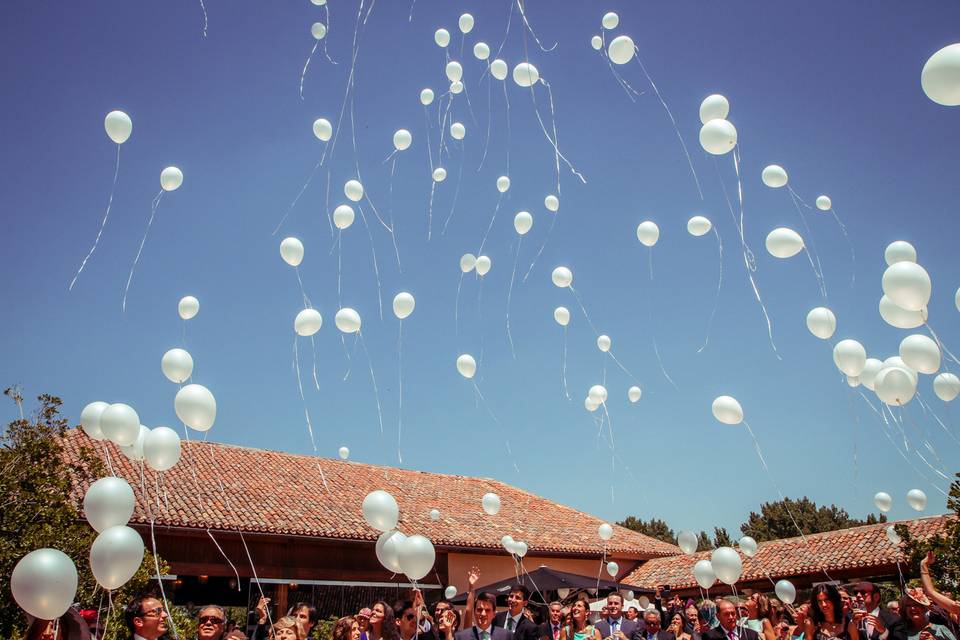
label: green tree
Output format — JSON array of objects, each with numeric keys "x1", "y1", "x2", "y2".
[
  {"x1": 696, "y1": 531, "x2": 714, "y2": 552},
  {"x1": 739, "y1": 496, "x2": 886, "y2": 542},
  {"x1": 617, "y1": 517, "x2": 676, "y2": 545},
  {"x1": 0, "y1": 392, "x2": 170, "y2": 639},
  {"x1": 713, "y1": 527, "x2": 732, "y2": 548},
  {"x1": 896, "y1": 472, "x2": 960, "y2": 592}
]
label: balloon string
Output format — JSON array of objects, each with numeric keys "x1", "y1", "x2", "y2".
[
  {"x1": 441, "y1": 150, "x2": 466, "y2": 235},
  {"x1": 600, "y1": 30, "x2": 644, "y2": 102},
  {"x1": 293, "y1": 337, "x2": 329, "y2": 491},
  {"x1": 321, "y1": 3, "x2": 337, "y2": 64},
  {"x1": 454, "y1": 271, "x2": 465, "y2": 337},
  {"x1": 632, "y1": 47, "x2": 703, "y2": 200},
  {"x1": 505, "y1": 237, "x2": 522, "y2": 359},
  {"x1": 358, "y1": 331, "x2": 385, "y2": 436},
  {"x1": 916, "y1": 393, "x2": 960, "y2": 447},
  {"x1": 478, "y1": 192, "x2": 504, "y2": 255},
  {"x1": 397, "y1": 320, "x2": 404, "y2": 464},
  {"x1": 787, "y1": 187, "x2": 828, "y2": 301},
  {"x1": 568, "y1": 285, "x2": 599, "y2": 336},
  {"x1": 198, "y1": 0, "x2": 208, "y2": 37},
  {"x1": 477, "y1": 276, "x2": 486, "y2": 369},
  {"x1": 356, "y1": 205, "x2": 384, "y2": 321},
  {"x1": 521, "y1": 207, "x2": 558, "y2": 284},
  {"x1": 560, "y1": 325, "x2": 571, "y2": 401},
  {"x1": 478, "y1": 70, "x2": 493, "y2": 172},
  {"x1": 122, "y1": 190, "x2": 164, "y2": 312},
  {"x1": 270, "y1": 145, "x2": 329, "y2": 237},
  {"x1": 239, "y1": 523, "x2": 275, "y2": 631},
  {"x1": 423, "y1": 105, "x2": 435, "y2": 171},
  {"x1": 426, "y1": 181, "x2": 437, "y2": 241},
  {"x1": 300, "y1": 40, "x2": 320, "y2": 100},
  {"x1": 364, "y1": 190, "x2": 401, "y2": 271},
  {"x1": 324, "y1": 0, "x2": 365, "y2": 170},
  {"x1": 503, "y1": 79, "x2": 511, "y2": 174},
  {"x1": 924, "y1": 322, "x2": 960, "y2": 367},
  {"x1": 70, "y1": 144, "x2": 121, "y2": 291},
  {"x1": 101, "y1": 441, "x2": 115, "y2": 476},
  {"x1": 515, "y1": 0, "x2": 556, "y2": 51},
  {"x1": 601, "y1": 401, "x2": 616, "y2": 498},
  {"x1": 828, "y1": 205, "x2": 856, "y2": 288},
  {"x1": 529, "y1": 78, "x2": 587, "y2": 195},
  {"x1": 647, "y1": 250, "x2": 679, "y2": 391},
  {"x1": 697, "y1": 226, "x2": 724, "y2": 353},
  {"x1": 898, "y1": 405, "x2": 951, "y2": 480}
]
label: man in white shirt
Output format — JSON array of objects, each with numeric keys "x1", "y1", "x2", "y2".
[
  {"x1": 123, "y1": 594, "x2": 169, "y2": 640},
  {"x1": 455, "y1": 593, "x2": 512, "y2": 640}
]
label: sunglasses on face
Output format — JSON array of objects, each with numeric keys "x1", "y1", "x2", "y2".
[
  {"x1": 200, "y1": 616, "x2": 225, "y2": 625},
  {"x1": 141, "y1": 607, "x2": 167, "y2": 619},
  {"x1": 404, "y1": 614, "x2": 417, "y2": 621}
]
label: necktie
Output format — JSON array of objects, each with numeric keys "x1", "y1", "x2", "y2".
[
  {"x1": 613, "y1": 622, "x2": 619, "y2": 634},
  {"x1": 554, "y1": 627, "x2": 560, "y2": 640},
  {"x1": 728, "y1": 631, "x2": 737, "y2": 640},
  {"x1": 483, "y1": 631, "x2": 491, "y2": 640},
  {"x1": 508, "y1": 619, "x2": 515, "y2": 631}
]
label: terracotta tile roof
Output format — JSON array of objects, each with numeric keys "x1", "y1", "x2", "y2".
[
  {"x1": 623, "y1": 515, "x2": 953, "y2": 589},
  {"x1": 61, "y1": 429, "x2": 678, "y2": 558}
]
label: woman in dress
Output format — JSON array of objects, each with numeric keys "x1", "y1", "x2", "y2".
[
  {"x1": 368, "y1": 601, "x2": 400, "y2": 640},
  {"x1": 802, "y1": 584, "x2": 857, "y2": 640},
  {"x1": 899, "y1": 588, "x2": 957, "y2": 640},
  {"x1": 744, "y1": 593, "x2": 777, "y2": 640},
  {"x1": 559, "y1": 600, "x2": 602, "y2": 640}
]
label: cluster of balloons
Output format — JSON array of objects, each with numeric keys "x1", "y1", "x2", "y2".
[
  {"x1": 873, "y1": 489, "x2": 928, "y2": 514},
  {"x1": 698, "y1": 94, "x2": 737, "y2": 155},
  {"x1": 461, "y1": 253, "x2": 492, "y2": 277},
  {"x1": 83, "y1": 477, "x2": 145, "y2": 589},
  {"x1": 364, "y1": 490, "x2": 436, "y2": 581}
]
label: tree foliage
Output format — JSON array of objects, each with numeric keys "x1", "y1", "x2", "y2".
[
  {"x1": 739, "y1": 496, "x2": 886, "y2": 542},
  {"x1": 896, "y1": 473, "x2": 960, "y2": 593},
  {"x1": 616, "y1": 517, "x2": 722, "y2": 551}
]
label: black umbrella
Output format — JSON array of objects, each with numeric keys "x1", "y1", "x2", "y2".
[{"x1": 448, "y1": 565, "x2": 653, "y2": 605}]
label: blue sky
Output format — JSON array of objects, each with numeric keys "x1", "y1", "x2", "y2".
[{"x1": 2, "y1": 1, "x2": 960, "y2": 539}]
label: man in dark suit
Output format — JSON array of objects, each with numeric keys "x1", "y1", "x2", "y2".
[
  {"x1": 456, "y1": 593, "x2": 513, "y2": 640},
  {"x1": 632, "y1": 611, "x2": 675, "y2": 640},
  {"x1": 493, "y1": 585, "x2": 540, "y2": 640},
  {"x1": 538, "y1": 602, "x2": 564, "y2": 640},
  {"x1": 123, "y1": 593, "x2": 169, "y2": 640},
  {"x1": 851, "y1": 582, "x2": 907, "y2": 640},
  {"x1": 700, "y1": 601, "x2": 759, "y2": 640},
  {"x1": 597, "y1": 593, "x2": 643, "y2": 640}
]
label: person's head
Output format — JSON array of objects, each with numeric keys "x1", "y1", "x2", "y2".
[
  {"x1": 271, "y1": 616, "x2": 305, "y2": 640},
  {"x1": 393, "y1": 600, "x2": 419, "y2": 640},
  {"x1": 717, "y1": 600, "x2": 739, "y2": 632},
  {"x1": 357, "y1": 608, "x2": 373, "y2": 632},
  {"x1": 853, "y1": 583, "x2": 881, "y2": 612},
  {"x1": 508, "y1": 585, "x2": 531, "y2": 616},
  {"x1": 886, "y1": 601, "x2": 900, "y2": 615},
  {"x1": 198, "y1": 605, "x2": 227, "y2": 640},
  {"x1": 288, "y1": 603, "x2": 319, "y2": 634},
  {"x1": 549, "y1": 602, "x2": 563, "y2": 625},
  {"x1": 751, "y1": 593, "x2": 770, "y2": 620},
  {"x1": 601, "y1": 606, "x2": 610, "y2": 618},
  {"x1": 685, "y1": 605, "x2": 699, "y2": 626},
  {"x1": 570, "y1": 600, "x2": 589, "y2": 630},
  {"x1": 25, "y1": 618, "x2": 59, "y2": 640},
  {"x1": 334, "y1": 617, "x2": 360, "y2": 640},
  {"x1": 124, "y1": 594, "x2": 169, "y2": 640},
  {"x1": 671, "y1": 613, "x2": 684, "y2": 630},
  {"x1": 899, "y1": 589, "x2": 932, "y2": 631},
  {"x1": 626, "y1": 607, "x2": 639, "y2": 621},
  {"x1": 810, "y1": 584, "x2": 843, "y2": 625},
  {"x1": 434, "y1": 600, "x2": 452, "y2": 621},
  {"x1": 606, "y1": 593, "x2": 624, "y2": 619},
  {"x1": 371, "y1": 601, "x2": 391, "y2": 628},
  {"x1": 644, "y1": 611, "x2": 661, "y2": 633},
  {"x1": 475, "y1": 593, "x2": 497, "y2": 630}
]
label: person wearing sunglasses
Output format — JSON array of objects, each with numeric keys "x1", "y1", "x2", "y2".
[
  {"x1": 197, "y1": 606, "x2": 227, "y2": 640},
  {"x1": 123, "y1": 594, "x2": 169, "y2": 640},
  {"x1": 394, "y1": 600, "x2": 433, "y2": 640}
]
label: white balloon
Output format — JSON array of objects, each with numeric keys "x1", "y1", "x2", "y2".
[
  {"x1": 90, "y1": 525, "x2": 144, "y2": 590},
  {"x1": 816, "y1": 195, "x2": 832, "y2": 211},
  {"x1": 335, "y1": 308, "x2": 362, "y2": 333},
  {"x1": 398, "y1": 534, "x2": 436, "y2": 580},
  {"x1": 956, "y1": 287, "x2": 960, "y2": 312},
  {"x1": 420, "y1": 88, "x2": 435, "y2": 106},
  {"x1": 699, "y1": 95, "x2": 730, "y2": 125},
  {"x1": 362, "y1": 490, "x2": 399, "y2": 532},
  {"x1": 280, "y1": 237, "x2": 305, "y2": 267},
  {"x1": 588, "y1": 384, "x2": 608, "y2": 404},
  {"x1": 84, "y1": 477, "x2": 135, "y2": 532},
  {"x1": 710, "y1": 546, "x2": 743, "y2": 585},
  {"x1": 775, "y1": 580, "x2": 796, "y2": 605},
  {"x1": 294, "y1": 309, "x2": 323, "y2": 336},
  {"x1": 482, "y1": 492, "x2": 501, "y2": 515},
  {"x1": 104, "y1": 110, "x2": 132, "y2": 144},
  {"x1": 699, "y1": 119, "x2": 737, "y2": 155},
  {"x1": 174, "y1": 384, "x2": 217, "y2": 431},
  {"x1": 934, "y1": 372, "x2": 960, "y2": 401},
  {"x1": 311, "y1": 22, "x2": 327, "y2": 39},
  {"x1": 143, "y1": 426, "x2": 181, "y2": 472},
  {"x1": 490, "y1": 59, "x2": 508, "y2": 81},
  {"x1": 552, "y1": 266, "x2": 573, "y2": 288},
  {"x1": 765, "y1": 227, "x2": 804, "y2": 258},
  {"x1": 833, "y1": 339, "x2": 867, "y2": 377},
  {"x1": 178, "y1": 295, "x2": 200, "y2": 320},
  {"x1": 879, "y1": 295, "x2": 927, "y2": 329},
  {"x1": 677, "y1": 531, "x2": 698, "y2": 555},
  {"x1": 457, "y1": 354, "x2": 477, "y2": 379},
  {"x1": 597, "y1": 335, "x2": 612, "y2": 353},
  {"x1": 636, "y1": 221, "x2": 660, "y2": 247},
  {"x1": 692, "y1": 559, "x2": 716, "y2": 589},
  {"x1": 598, "y1": 523, "x2": 614, "y2": 541},
  {"x1": 601, "y1": 12, "x2": 619, "y2": 29},
  {"x1": 501, "y1": 535, "x2": 515, "y2": 552},
  {"x1": 434, "y1": 28, "x2": 450, "y2": 48},
  {"x1": 445, "y1": 585, "x2": 458, "y2": 599},
  {"x1": 847, "y1": 376, "x2": 861, "y2": 388},
  {"x1": 11, "y1": 549, "x2": 78, "y2": 620},
  {"x1": 906, "y1": 488, "x2": 928, "y2": 511},
  {"x1": 80, "y1": 401, "x2": 109, "y2": 441},
  {"x1": 445, "y1": 61, "x2": 463, "y2": 83},
  {"x1": 338, "y1": 446, "x2": 350, "y2": 460},
  {"x1": 460, "y1": 253, "x2": 477, "y2": 273},
  {"x1": 458, "y1": 13, "x2": 474, "y2": 33},
  {"x1": 375, "y1": 529, "x2": 407, "y2": 572},
  {"x1": 738, "y1": 536, "x2": 758, "y2": 558},
  {"x1": 333, "y1": 204, "x2": 355, "y2": 229},
  {"x1": 475, "y1": 255, "x2": 491, "y2": 276},
  {"x1": 514, "y1": 211, "x2": 533, "y2": 235},
  {"x1": 544, "y1": 195, "x2": 560, "y2": 212},
  {"x1": 585, "y1": 396, "x2": 600, "y2": 412},
  {"x1": 100, "y1": 403, "x2": 141, "y2": 446},
  {"x1": 513, "y1": 62, "x2": 540, "y2": 87},
  {"x1": 875, "y1": 366, "x2": 916, "y2": 406},
  {"x1": 606, "y1": 561, "x2": 619, "y2": 577},
  {"x1": 860, "y1": 358, "x2": 884, "y2": 391},
  {"x1": 628, "y1": 386, "x2": 642, "y2": 403},
  {"x1": 883, "y1": 262, "x2": 931, "y2": 312},
  {"x1": 883, "y1": 357, "x2": 919, "y2": 386},
  {"x1": 432, "y1": 167, "x2": 447, "y2": 182},
  {"x1": 885, "y1": 241, "x2": 917, "y2": 266},
  {"x1": 900, "y1": 334, "x2": 941, "y2": 374},
  {"x1": 430, "y1": 508, "x2": 440, "y2": 520},
  {"x1": 474, "y1": 42, "x2": 490, "y2": 60},
  {"x1": 514, "y1": 541, "x2": 529, "y2": 557},
  {"x1": 161, "y1": 348, "x2": 194, "y2": 383},
  {"x1": 873, "y1": 491, "x2": 892, "y2": 513},
  {"x1": 687, "y1": 216, "x2": 712, "y2": 236},
  {"x1": 160, "y1": 166, "x2": 183, "y2": 191},
  {"x1": 554, "y1": 306, "x2": 570, "y2": 326},
  {"x1": 608, "y1": 35, "x2": 635, "y2": 65},
  {"x1": 393, "y1": 129, "x2": 412, "y2": 151},
  {"x1": 120, "y1": 425, "x2": 149, "y2": 461},
  {"x1": 496, "y1": 175, "x2": 511, "y2": 192},
  {"x1": 712, "y1": 396, "x2": 743, "y2": 425},
  {"x1": 806, "y1": 307, "x2": 837, "y2": 340},
  {"x1": 886, "y1": 525, "x2": 902, "y2": 546},
  {"x1": 591, "y1": 35, "x2": 602, "y2": 51},
  {"x1": 345, "y1": 179, "x2": 364, "y2": 202},
  {"x1": 311, "y1": 0, "x2": 326, "y2": 5},
  {"x1": 313, "y1": 118, "x2": 332, "y2": 141},
  {"x1": 393, "y1": 292, "x2": 416, "y2": 320},
  {"x1": 761, "y1": 164, "x2": 788, "y2": 188},
  {"x1": 450, "y1": 122, "x2": 466, "y2": 140},
  {"x1": 921, "y1": 43, "x2": 960, "y2": 106}
]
